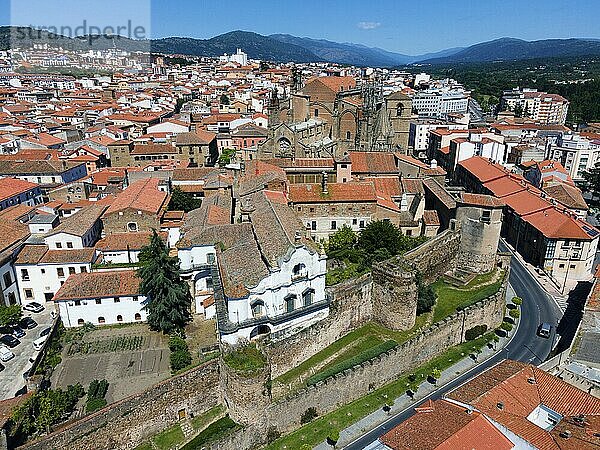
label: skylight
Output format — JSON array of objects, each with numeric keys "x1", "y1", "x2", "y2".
[{"x1": 526, "y1": 404, "x2": 563, "y2": 431}]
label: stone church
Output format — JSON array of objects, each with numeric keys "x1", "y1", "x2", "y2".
[{"x1": 257, "y1": 74, "x2": 413, "y2": 159}]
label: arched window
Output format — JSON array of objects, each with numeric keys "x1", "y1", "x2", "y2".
[
  {"x1": 396, "y1": 103, "x2": 404, "y2": 117},
  {"x1": 134, "y1": 313, "x2": 142, "y2": 321},
  {"x1": 98, "y1": 316, "x2": 106, "y2": 324},
  {"x1": 127, "y1": 222, "x2": 138, "y2": 232},
  {"x1": 77, "y1": 318, "x2": 84, "y2": 326},
  {"x1": 292, "y1": 263, "x2": 307, "y2": 279},
  {"x1": 314, "y1": 108, "x2": 319, "y2": 118},
  {"x1": 251, "y1": 300, "x2": 265, "y2": 318},
  {"x1": 116, "y1": 315, "x2": 123, "y2": 322}
]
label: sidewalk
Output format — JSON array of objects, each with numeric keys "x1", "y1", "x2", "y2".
[
  {"x1": 314, "y1": 286, "x2": 519, "y2": 450},
  {"x1": 501, "y1": 240, "x2": 572, "y2": 310}
]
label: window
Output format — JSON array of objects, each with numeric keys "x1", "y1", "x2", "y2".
[
  {"x1": 94, "y1": 299, "x2": 101, "y2": 305},
  {"x1": 481, "y1": 210, "x2": 491, "y2": 223},
  {"x1": 309, "y1": 207, "x2": 315, "y2": 213},
  {"x1": 127, "y1": 222, "x2": 138, "y2": 232},
  {"x1": 251, "y1": 300, "x2": 265, "y2": 318},
  {"x1": 314, "y1": 108, "x2": 319, "y2": 117},
  {"x1": 331, "y1": 220, "x2": 337, "y2": 230},
  {"x1": 302, "y1": 289, "x2": 314, "y2": 307},
  {"x1": 311, "y1": 221, "x2": 317, "y2": 231},
  {"x1": 3, "y1": 272, "x2": 12, "y2": 288},
  {"x1": 77, "y1": 319, "x2": 85, "y2": 326},
  {"x1": 56, "y1": 242, "x2": 63, "y2": 249},
  {"x1": 292, "y1": 263, "x2": 307, "y2": 279},
  {"x1": 406, "y1": 230, "x2": 413, "y2": 236},
  {"x1": 114, "y1": 297, "x2": 120, "y2": 303},
  {"x1": 24, "y1": 289, "x2": 33, "y2": 299},
  {"x1": 116, "y1": 315, "x2": 123, "y2": 322},
  {"x1": 67, "y1": 242, "x2": 73, "y2": 249},
  {"x1": 80, "y1": 266, "x2": 87, "y2": 273},
  {"x1": 57, "y1": 268, "x2": 65, "y2": 277},
  {"x1": 207, "y1": 253, "x2": 216, "y2": 264},
  {"x1": 98, "y1": 317, "x2": 106, "y2": 324},
  {"x1": 346, "y1": 131, "x2": 351, "y2": 140},
  {"x1": 352, "y1": 219, "x2": 357, "y2": 225},
  {"x1": 68, "y1": 267, "x2": 76, "y2": 275},
  {"x1": 74, "y1": 300, "x2": 81, "y2": 306},
  {"x1": 134, "y1": 313, "x2": 142, "y2": 321},
  {"x1": 285, "y1": 294, "x2": 296, "y2": 313},
  {"x1": 559, "y1": 264, "x2": 565, "y2": 268},
  {"x1": 360, "y1": 220, "x2": 365, "y2": 228}
]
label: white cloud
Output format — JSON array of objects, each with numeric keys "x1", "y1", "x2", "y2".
[{"x1": 357, "y1": 21, "x2": 381, "y2": 30}]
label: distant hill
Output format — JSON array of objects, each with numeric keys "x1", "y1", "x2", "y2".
[
  {"x1": 4, "y1": 27, "x2": 600, "y2": 68},
  {"x1": 417, "y1": 37, "x2": 600, "y2": 64}
]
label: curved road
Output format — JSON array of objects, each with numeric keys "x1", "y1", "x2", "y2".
[{"x1": 343, "y1": 245, "x2": 563, "y2": 450}]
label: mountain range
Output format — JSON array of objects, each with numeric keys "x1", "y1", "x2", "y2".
[{"x1": 3, "y1": 26, "x2": 600, "y2": 67}]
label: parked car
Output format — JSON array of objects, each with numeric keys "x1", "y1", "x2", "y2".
[
  {"x1": 538, "y1": 322, "x2": 552, "y2": 338},
  {"x1": 33, "y1": 336, "x2": 48, "y2": 351},
  {"x1": 23, "y1": 302, "x2": 44, "y2": 313},
  {"x1": 19, "y1": 317, "x2": 38, "y2": 330},
  {"x1": 39, "y1": 327, "x2": 51, "y2": 337},
  {"x1": 12, "y1": 327, "x2": 26, "y2": 338},
  {"x1": 0, "y1": 345, "x2": 15, "y2": 362},
  {"x1": 0, "y1": 334, "x2": 20, "y2": 348}
]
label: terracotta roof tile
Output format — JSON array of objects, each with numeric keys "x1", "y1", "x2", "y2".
[{"x1": 53, "y1": 270, "x2": 141, "y2": 301}]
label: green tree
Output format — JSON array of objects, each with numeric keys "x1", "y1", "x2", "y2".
[
  {"x1": 326, "y1": 225, "x2": 357, "y2": 254},
  {"x1": 218, "y1": 148, "x2": 237, "y2": 167},
  {"x1": 138, "y1": 230, "x2": 192, "y2": 334},
  {"x1": 416, "y1": 273, "x2": 436, "y2": 315},
  {"x1": 0, "y1": 304, "x2": 22, "y2": 327},
  {"x1": 168, "y1": 187, "x2": 201, "y2": 212},
  {"x1": 220, "y1": 93, "x2": 230, "y2": 105},
  {"x1": 357, "y1": 220, "x2": 402, "y2": 257},
  {"x1": 581, "y1": 163, "x2": 600, "y2": 200}
]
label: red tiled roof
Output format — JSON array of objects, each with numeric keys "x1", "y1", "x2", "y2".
[
  {"x1": 381, "y1": 399, "x2": 513, "y2": 450},
  {"x1": 289, "y1": 182, "x2": 376, "y2": 203},
  {"x1": 0, "y1": 177, "x2": 39, "y2": 201},
  {"x1": 423, "y1": 210, "x2": 440, "y2": 226},
  {"x1": 460, "y1": 193, "x2": 504, "y2": 208},
  {"x1": 53, "y1": 270, "x2": 141, "y2": 301},
  {"x1": 349, "y1": 151, "x2": 397, "y2": 174},
  {"x1": 458, "y1": 157, "x2": 507, "y2": 183},
  {"x1": 104, "y1": 178, "x2": 168, "y2": 215}
]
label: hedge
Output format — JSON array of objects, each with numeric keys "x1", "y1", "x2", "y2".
[
  {"x1": 307, "y1": 340, "x2": 397, "y2": 386},
  {"x1": 509, "y1": 309, "x2": 520, "y2": 319},
  {"x1": 465, "y1": 324, "x2": 488, "y2": 341}
]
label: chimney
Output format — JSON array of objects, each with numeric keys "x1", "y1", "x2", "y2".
[{"x1": 321, "y1": 171, "x2": 328, "y2": 195}]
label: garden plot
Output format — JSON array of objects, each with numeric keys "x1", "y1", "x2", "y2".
[{"x1": 51, "y1": 324, "x2": 170, "y2": 403}]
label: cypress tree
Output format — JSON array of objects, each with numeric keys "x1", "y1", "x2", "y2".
[{"x1": 138, "y1": 230, "x2": 192, "y2": 333}]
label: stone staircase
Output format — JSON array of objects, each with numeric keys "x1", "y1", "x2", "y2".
[{"x1": 180, "y1": 420, "x2": 194, "y2": 438}]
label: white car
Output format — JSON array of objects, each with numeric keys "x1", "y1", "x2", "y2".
[
  {"x1": 23, "y1": 302, "x2": 44, "y2": 313},
  {"x1": 0, "y1": 345, "x2": 15, "y2": 362}
]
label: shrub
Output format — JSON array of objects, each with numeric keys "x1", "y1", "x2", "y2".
[
  {"x1": 509, "y1": 309, "x2": 520, "y2": 319},
  {"x1": 170, "y1": 349, "x2": 192, "y2": 372},
  {"x1": 327, "y1": 430, "x2": 340, "y2": 445},
  {"x1": 512, "y1": 297, "x2": 523, "y2": 306},
  {"x1": 500, "y1": 321, "x2": 513, "y2": 332},
  {"x1": 431, "y1": 368, "x2": 442, "y2": 379},
  {"x1": 307, "y1": 340, "x2": 397, "y2": 386},
  {"x1": 266, "y1": 426, "x2": 280, "y2": 443},
  {"x1": 300, "y1": 407, "x2": 318, "y2": 424},
  {"x1": 465, "y1": 324, "x2": 488, "y2": 341},
  {"x1": 168, "y1": 335, "x2": 188, "y2": 353},
  {"x1": 85, "y1": 397, "x2": 107, "y2": 413}
]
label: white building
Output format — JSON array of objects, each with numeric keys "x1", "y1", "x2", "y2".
[
  {"x1": 219, "y1": 49, "x2": 248, "y2": 66},
  {"x1": 412, "y1": 88, "x2": 469, "y2": 119},
  {"x1": 53, "y1": 270, "x2": 147, "y2": 328},
  {"x1": 15, "y1": 245, "x2": 96, "y2": 306},
  {"x1": 178, "y1": 190, "x2": 327, "y2": 344},
  {"x1": 550, "y1": 133, "x2": 600, "y2": 180},
  {"x1": 500, "y1": 88, "x2": 569, "y2": 125}
]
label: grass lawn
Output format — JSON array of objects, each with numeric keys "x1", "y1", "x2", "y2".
[
  {"x1": 222, "y1": 343, "x2": 266, "y2": 376},
  {"x1": 181, "y1": 416, "x2": 240, "y2": 450},
  {"x1": 133, "y1": 444, "x2": 153, "y2": 450},
  {"x1": 431, "y1": 270, "x2": 505, "y2": 324},
  {"x1": 190, "y1": 405, "x2": 226, "y2": 431},
  {"x1": 152, "y1": 423, "x2": 184, "y2": 450},
  {"x1": 266, "y1": 333, "x2": 495, "y2": 450},
  {"x1": 274, "y1": 316, "x2": 429, "y2": 392}
]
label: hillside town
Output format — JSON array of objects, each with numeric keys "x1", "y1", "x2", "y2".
[{"x1": 0, "y1": 41, "x2": 599, "y2": 450}]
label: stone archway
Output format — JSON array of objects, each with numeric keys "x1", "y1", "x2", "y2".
[{"x1": 250, "y1": 324, "x2": 271, "y2": 340}]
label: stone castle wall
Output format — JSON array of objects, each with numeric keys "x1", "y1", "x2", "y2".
[
  {"x1": 19, "y1": 360, "x2": 220, "y2": 450},
  {"x1": 402, "y1": 229, "x2": 461, "y2": 282},
  {"x1": 267, "y1": 272, "x2": 373, "y2": 380}
]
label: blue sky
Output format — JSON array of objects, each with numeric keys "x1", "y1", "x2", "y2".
[{"x1": 2, "y1": 0, "x2": 600, "y2": 55}]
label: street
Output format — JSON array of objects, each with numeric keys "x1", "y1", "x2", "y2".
[{"x1": 343, "y1": 246, "x2": 563, "y2": 450}]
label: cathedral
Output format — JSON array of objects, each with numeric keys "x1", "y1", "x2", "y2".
[{"x1": 257, "y1": 73, "x2": 413, "y2": 160}]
